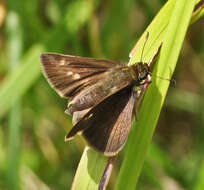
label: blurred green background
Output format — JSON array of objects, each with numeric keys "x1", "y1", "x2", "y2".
[{"x1": 0, "y1": 0, "x2": 204, "y2": 189}]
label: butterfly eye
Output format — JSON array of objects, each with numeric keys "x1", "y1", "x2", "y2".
[{"x1": 139, "y1": 72, "x2": 147, "y2": 81}]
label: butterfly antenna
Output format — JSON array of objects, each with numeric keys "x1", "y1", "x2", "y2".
[
  {"x1": 140, "y1": 31, "x2": 149, "y2": 62},
  {"x1": 149, "y1": 72, "x2": 176, "y2": 85}
]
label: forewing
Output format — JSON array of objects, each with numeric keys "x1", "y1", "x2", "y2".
[
  {"x1": 68, "y1": 67, "x2": 134, "y2": 114},
  {"x1": 40, "y1": 53, "x2": 120, "y2": 98},
  {"x1": 65, "y1": 88, "x2": 135, "y2": 156}
]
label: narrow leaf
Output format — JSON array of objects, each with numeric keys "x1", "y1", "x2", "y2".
[{"x1": 115, "y1": 0, "x2": 196, "y2": 189}]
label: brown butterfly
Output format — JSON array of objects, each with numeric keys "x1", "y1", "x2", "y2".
[{"x1": 40, "y1": 38, "x2": 162, "y2": 156}]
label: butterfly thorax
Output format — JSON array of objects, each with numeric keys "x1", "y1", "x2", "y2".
[{"x1": 129, "y1": 62, "x2": 150, "y2": 85}]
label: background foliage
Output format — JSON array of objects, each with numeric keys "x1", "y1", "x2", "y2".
[{"x1": 0, "y1": 0, "x2": 204, "y2": 190}]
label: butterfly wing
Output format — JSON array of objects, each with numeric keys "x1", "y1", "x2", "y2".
[
  {"x1": 40, "y1": 53, "x2": 119, "y2": 98},
  {"x1": 40, "y1": 53, "x2": 134, "y2": 114},
  {"x1": 65, "y1": 88, "x2": 135, "y2": 156}
]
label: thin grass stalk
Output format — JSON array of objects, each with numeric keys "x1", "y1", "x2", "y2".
[{"x1": 5, "y1": 11, "x2": 22, "y2": 190}]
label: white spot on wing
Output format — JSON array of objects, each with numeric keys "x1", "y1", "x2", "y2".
[
  {"x1": 77, "y1": 131, "x2": 83, "y2": 135},
  {"x1": 89, "y1": 113, "x2": 93, "y2": 118},
  {"x1": 85, "y1": 113, "x2": 93, "y2": 120},
  {"x1": 66, "y1": 71, "x2": 73, "y2": 76},
  {"x1": 59, "y1": 59, "x2": 66, "y2": 65},
  {"x1": 111, "y1": 86, "x2": 117, "y2": 93},
  {"x1": 73, "y1": 73, "x2": 80, "y2": 79}
]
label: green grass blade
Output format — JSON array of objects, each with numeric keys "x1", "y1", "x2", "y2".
[
  {"x1": 115, "y1": 0, "x2": 196, "y2": 189},
  {"x1": 6, "y1": 102, "x2": 21, "y2": 190},
  {"x1": 0, "y1": 44, "x2": 45, "y2": 117},
  {"x1": 5, "y1": 11, "x2": 22, "y2": 190},
  {"x1": 128, "y1": 0, "x2": 177, "y2": 64},
  {"x1": 193, "y1": 160, "x2": 204, "y2": 190},
  {"x1": 71, "y1": 147, "x2": 108, "y2": 190}
]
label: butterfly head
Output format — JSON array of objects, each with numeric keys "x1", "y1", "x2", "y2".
[{"x1": 132, "y1": 62, "x2": 150, "y2": 82}]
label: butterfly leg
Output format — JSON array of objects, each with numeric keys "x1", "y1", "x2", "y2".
[
  {"x1": 140, "y1": 79, "x2": 152, "y2": 86},
  {"x1": 133, "y1": 93, "x2": 139, "y2": 121},
  {"x1": 132, "y1": 77, "x2": 152, "y2": 120}
]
